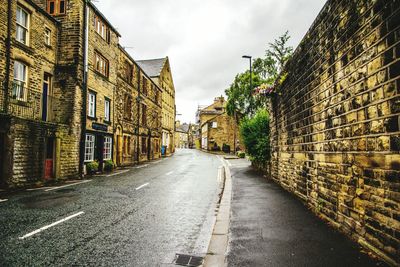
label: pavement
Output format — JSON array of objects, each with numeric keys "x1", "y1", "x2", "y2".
[
  {"x1": 221, "y1": 158, "x2": 388, "y2": 267},
  {"x1": 0, "y1": 149, "x2": 221, "y2": 266}
]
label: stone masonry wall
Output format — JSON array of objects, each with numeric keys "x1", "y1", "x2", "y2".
[{"x1": 269, "y1": 0, "x2": 400, "y2": 264}]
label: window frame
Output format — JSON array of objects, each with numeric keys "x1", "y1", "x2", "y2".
[
  {"x1": 13, "y1": 61, "x2": 28, "y2": 101},
  {"x1": 44, "y1": 27, "x2": 51, "y2": 46},
  {"x1": 47, "y1": 0, "x2": 66, "y2": 16},
  {"x1": 94, "y1": 15, "x2": 110, "y2": 43},
  {"x1": 104, "y1": 97, "x2": 111, "y2": 123},
  {"x1": 88, "y1": 90, "x2": 96, "y2": 118},
  {"x1": 16, "y1": 6, "x2": 30, "y2": 45},
  {"x1": 103, "y1": 136, "x2": 112, "y2": 160},
  {"x1": 142, "y1": 77, "x2": 148, "y2": 95},
  {"x1": 141, "y1": 103, "x2": 147, "y2": 126},
  {"x1": 94, "y1": 51, "x2": 109, "y2": 77},
  {"x1": 84, "y1": 134, "x2": 95, "y2": 162}
]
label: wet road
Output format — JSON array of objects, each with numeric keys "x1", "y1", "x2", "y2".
[{"x1": 0, "y1": 149, "x2": 221, "y2": 266}]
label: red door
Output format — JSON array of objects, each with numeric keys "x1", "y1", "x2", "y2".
[{"x1": 45, "y1": 138, "x2": 54, "y2": 180}]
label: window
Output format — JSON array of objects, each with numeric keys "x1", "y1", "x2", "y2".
[
  {"x1": 13, "y1": 61, "x2": 27, "y2": 101},
  {"x1": 94, "y1": 52, "x2": 109, "y2": 77},
  {"x1": 104, "y1": 98, "x2": 110, "y2": 122},
  {"x1": 123, "y1": 60, "x2": 133, "y2": 82},
  {"x1": 88, "y1": 91, "x2": 96, "y2": 118},
  {"x1": 84, "y1": 134, "x2": 95, "y2": 162},
  {"x1": 103, "y1": 136, "x2": 112, "y2": 160},
  {"x1": 155, "y1": 89, "x2": 159, "y2": 104},
  {"x1": 141, "y1": 104, "x2": 147, "y2": 126},
  {"x1": 123, "y1": 136, "x2": 131, "y2": 155},
  {"x1": 16, "y1": 6, "x2": 29, "y2": 45},
  {"x1": 124, "y1": 94, "x2": 132, "y2": 119},
  {"x1": 212, "y1": 122, "x2": 218, "y2": 128},
  {"x1": 45, "y1": 28, "x2": 51, "y2": 46},
  {"x1": 94, "y1": 15, "x2": 110, "y2": 43},
  {"x1": 47, "y1": 0, "x2": 66, "y2": 15},
  {"x1": 141, "y1": 137, "x2": 147, "y2": 154},
  {"x1": 142, "y1": 77, "x2": 148, "y2": 95}
]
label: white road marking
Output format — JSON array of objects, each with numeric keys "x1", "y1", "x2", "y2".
[
  {"x1": 106, "y1": 169, "x2": 130, "y2": 177},
  {"x1": 166, "y1": 171, "x2": 174, "y2": 176},
  {"x1": 135, "y1": 164, "x2": 149, "y2": 169},
  {"x1": 0, "y1": 199, "x2": 8, "y2": 203},
  {"x1": 26, "y1": 187, "x2": 53, "y2": 191},
  {"x1": 18, "y1": 211, "x2": 85, "y2": 240},
  {"x1": 135, "y1": 183, "x2": 149, "y2": 190},
  {"x1": 151, "y1": 159, "x2": 164, "y2": 164},
  {"x1": 45, "y1": 180, "x2": 92, "y2": 192}
]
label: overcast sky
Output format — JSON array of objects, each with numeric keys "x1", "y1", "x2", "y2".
[{"x1": 95, "y1": 0, "x2": 326, "y2": 123}]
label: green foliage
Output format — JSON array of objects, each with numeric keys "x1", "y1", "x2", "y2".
[
  {"x1": 104, "y1": 160, "x2": 114, "y2": 172},
  {"x1": 225, "y1": 71, "x2": 263, "y2": 117},
  {"x1": 225, "y1": 31, "x2": 293, "y2": 118},
  {"x1": 237, "y1": 151, "x2": 246, "y2": 158},
  {"x1": 86, "y1": 161, "x2": 99, "y2": 174},
  {"x1": 239, "y1": 110, "x2": 270, "y2": 163}
]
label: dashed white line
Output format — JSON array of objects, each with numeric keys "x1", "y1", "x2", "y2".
[
  {"x1": 135, "y1": 164, "x2": 149, "y2": 169},
  {"x1": 165, "y1": 171, "x2": 174, "y2": 176},
  {"x1": 18, "y1": 211, "x2": 85, "y2": 240},
  {"x1": 45, "y1": 180, "x2": 92, "y2": 192},
  {"x1": 0, "y1": 199, "x2": 8, "y2": 203},
  {"x1": 135, "y1": 183, "x2": 149, "y2": 190},
  {"x1": 26, "y1": 187, "x2": 53, "y2": 191},
  {"x1": 106, "y1": 169, "x2": 130, "y2": 177}
]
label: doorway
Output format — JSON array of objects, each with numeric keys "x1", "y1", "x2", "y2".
[{"x1": 44, "y1": 137, "x2": 54, "y2": 180}]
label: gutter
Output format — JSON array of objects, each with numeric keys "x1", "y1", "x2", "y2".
[{"x1": 79, "y1": 0, "x2": 90, "y2": 177}]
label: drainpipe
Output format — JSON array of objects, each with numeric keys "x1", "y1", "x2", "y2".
[
  {"x1": 79, "y1": 0, "x2": 90, "y2": 177},
  {"x1": 4, "y1": 0, "x2": 12, "y2": 113}
]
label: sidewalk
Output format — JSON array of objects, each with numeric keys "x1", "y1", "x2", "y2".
[{"x1": 225, "y1": 159, "x2": 387, "y2": 267}]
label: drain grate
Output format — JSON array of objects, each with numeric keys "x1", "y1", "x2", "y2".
[{"x1": 173, "y1": 253, "x2": 204, "y2": 266}]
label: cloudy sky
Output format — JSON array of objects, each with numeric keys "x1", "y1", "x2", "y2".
[{"x1": 95, "y1": 0, "x2": 326, "y2": 123}]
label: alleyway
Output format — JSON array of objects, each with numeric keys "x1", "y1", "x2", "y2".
[
  {"x1": 225, "y1": 158, "x2": 387, "y2": 267},
  {"x1": 0, "y1": 150, "x2": 220, "y2": 266}
]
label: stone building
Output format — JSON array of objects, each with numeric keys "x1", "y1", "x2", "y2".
[
  {"x1": 136, "y1": 57, "x2": 176, "y2": 156},
  {"x1": 267, "y1": 0, "x2": 400, "y2": 264},
  {"x1": 198, "y1": 96, "x2": 239, "y2": 153},
  {"x1": 0, "y1": 0, "x2": 168, "y2": 188},
  {"x1": 0, "y1": 0, "x2": 80, "y2": 188},
  {"x1": 174, "y1": 121, "x2": 189, "y2": 149}
]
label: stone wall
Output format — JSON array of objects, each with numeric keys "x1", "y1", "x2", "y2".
[{"x1": 268, "y1": 0, "x2": 400, "y2": 264}]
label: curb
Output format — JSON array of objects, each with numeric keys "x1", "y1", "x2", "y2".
[{"x1": 203, "y1": 159, "x2": 232, "y2": 267}]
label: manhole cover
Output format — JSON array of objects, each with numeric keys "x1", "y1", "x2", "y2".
[{"x1": 173, "y1": 254, "x2": 203, "y2": 266}]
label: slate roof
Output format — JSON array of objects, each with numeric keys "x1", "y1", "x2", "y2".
[
  {"x1": 136, "y1": 58, "x2": 167, "y2": 77},
  {"x1": 176, "y1": 123, "x2": 189, "y2": 133}
]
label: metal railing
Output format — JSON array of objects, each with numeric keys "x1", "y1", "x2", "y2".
[{"x1": 0, "y1": 81, "x2": 57, "y2": 122}]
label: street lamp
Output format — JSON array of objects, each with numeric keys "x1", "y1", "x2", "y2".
[{"x1": 242, "y1": 55, "x2": 252, "y2": 91}]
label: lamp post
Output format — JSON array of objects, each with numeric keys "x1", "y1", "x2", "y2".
[{"x1": 242, "y1": 55, "x2": 252, "y2": 92}]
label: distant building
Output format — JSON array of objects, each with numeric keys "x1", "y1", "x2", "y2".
[
  {"x1": 174, "y1": 121, "x2": 189, "y2": 148},
  {"x1": 136, "y1": 57, "x2": 176, "y2": 156},
  {"x1": 198, "y1": 96, "x2": 240, "y2": 153}
]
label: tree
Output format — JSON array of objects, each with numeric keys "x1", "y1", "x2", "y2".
[
  {"x1": 225, "y1": 31, "x2": 293, "y2": 118},
  {"x1": 239, "y1": 109, "x2": 270, "y2": 163}
]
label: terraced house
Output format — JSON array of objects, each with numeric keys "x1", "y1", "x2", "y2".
[
  {"x1": 0, "y1": 0, "x2": 174, "y2": 188},
  {"x1": 0, "y1": 0, "x2": 80, "y2": 188},
  {"x1": 137, "y1": 57, "x2": 176, "y2": 156},
  {"x1": 115, "y1": 46, "x2": 162, "y2": 166}
]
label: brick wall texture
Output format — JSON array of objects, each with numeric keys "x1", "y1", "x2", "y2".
[{"x1": 268, "y1": 0, "x2": 400, "y2": 263}]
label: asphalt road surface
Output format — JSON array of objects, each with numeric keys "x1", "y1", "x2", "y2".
[{"x1": 0, "y1": 149, "x2": 221, "y2": 266}]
